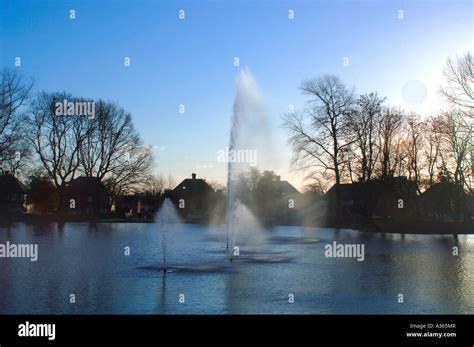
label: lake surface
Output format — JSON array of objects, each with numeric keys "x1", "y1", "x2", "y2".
[{"x1": 0, "y1": 222, "x2": 473, "y2": 314}]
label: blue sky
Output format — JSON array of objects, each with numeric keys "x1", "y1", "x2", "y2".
[{"x1": 1, "y1": 0, "x2": 472, "y2": 189}]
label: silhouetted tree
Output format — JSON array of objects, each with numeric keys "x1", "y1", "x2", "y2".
[
  {"x1": 437, "y1": 110, "x2": 471, "y2": 192},
  {"x1": 0, "y1": 69, "x2": 33, "y2": 177},
  {"x1": 377, "y1": 106, "x2": 404, "y2": 179},
  {"x1": 346, "y1": 92, "x2": 385, "y2": 182},
  {"x1": 283, "y1": 75, "x2": 355, "y2": 189},
  {"x1": 78, "y1": 100, "x2": 154, "y2": 197},
  {"x1": 236, "y1": 168, "x2": 282, "y2": 221},
  {"x1": 26, "y1": 92, "x2": 91, "y2": 209},
  {"x1": 440, "y1": 52, "x2": 474, "y2": 118},
  {"x1": 421, "y1": 116, "x2": 443, "y2": 188},
  {"x1": 405, "y1": 113, "x2": 424, "y2": 194}
]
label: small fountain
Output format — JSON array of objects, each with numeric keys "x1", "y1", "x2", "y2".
[
  {"x1": 155, "y1": 198, "x2": 181, "y2": 273},
  {"x1": 142, "y1": 197, "x2": 232, "y2": 274}
]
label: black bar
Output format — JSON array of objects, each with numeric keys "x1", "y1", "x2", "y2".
[{"x1": 0, "y1": 315, "x2": 472, "y2": 346}]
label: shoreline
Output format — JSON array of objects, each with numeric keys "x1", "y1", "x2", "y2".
[{"x1": 0, "y1": 214, "x2": 472, "y2": 235}]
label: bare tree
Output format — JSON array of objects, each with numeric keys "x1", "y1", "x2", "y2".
[
  {"x1": 206, "y1": 179, "x2": 225, "y2": 192},
  {"x1": 78, "y1": 100, "x2": 154, "y2": 196},
  {"x1": 346, "y1": 92, "x2": 385, "y2": 182},
  {"x1": 405, "y1": 113, "x2": 424, "y2": 194},
  {"x1": 0, "y1": 69, "x2": 33, "y2": 176},
  {"x1": 283, "y1": 75, "x2": 355, "y2": 187},
  {"x1": 102, "y1": 145, "x2": 154, "y2": 197},
  {"x1": 377, "y1": 106, "x2": 404, "y2": 179},
  {"x1": 26, "y1": 92, "x2": 91, "y2": 207},
  {"x1": 422, "y1": 116, "x2": 443, "y2": 188},
  {"x1": 142, "y1": 174, "x2": 165, "y2": 195},
  {"x1": 437, "y1": 110, "x2": 471, "y2": 192},
  {"x1": 165, "y1": 175, "x2": 176, "y2": 191},
  {"x1": 302, "y1": 175, "x2": 328, "y2": 195},
  {"x1": 440, "y1": 52, "x2": 474, "y2": 118},
  {"x1": 339, "y1": 143, "x2": 357, "y2": 183},
  {"x1": 392, "y1": 136, "x2": 410, "y2": 179}
]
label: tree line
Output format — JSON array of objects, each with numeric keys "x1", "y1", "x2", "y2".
[
  {"x1": 283, "y1": 52, "x2": 473, "y2": 195},
  {"x1": 0, "y1": 70, "x2": 155, "y2": 208}
]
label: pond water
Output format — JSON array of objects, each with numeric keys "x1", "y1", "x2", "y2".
[{"x1": 0, "y1": 222, "x2": 473, "y2": 314}]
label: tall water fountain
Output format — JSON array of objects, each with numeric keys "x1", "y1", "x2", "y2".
[
  {"x1": 145, "y1": 69, "x2": 288, "y2": 274},
  {"x1": 226, "y1": 69, "x2": 275, "y2": 259}
]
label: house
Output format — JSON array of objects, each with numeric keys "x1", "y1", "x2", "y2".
[
  {"x1": 325, "y1": 183, "x2": 364, "y2": 219},
  {"x1": 325, "y1": 177, "x2": 417, "y2": 219},
  {"x1": 169, "y1": 173, "x2": 221, "y2": 222},
  {"x1": 66, "y1": 177, "x2": 109, "y2": 216},
  {"x1": 278, "y1": 179, "x2": 301, "y2": 199},
  {"x1": 231, "y1": 173, "x2": 302, "y2": 225},
  {"x1": 26, "y1": 177, "x2": 58, "y2": 214},
  {"x1": 420, "y1": 180, "x2": 471, "y2": 221},
  {"x1": 115, "y1": 193, "x2": 158, "y2": 220},
  {"x1": 275, "y1": 177, "x2": 303, "y2": 224},
  {"x1": 0, "y1": 171, "x2": 26, "y2": 214}
]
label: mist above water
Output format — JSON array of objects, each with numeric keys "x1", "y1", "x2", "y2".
[
  {"x1": 155, "y1": 198, "x2": 181, "y2": 270},
  {"x1": 229, "y1": 68, "x2": 276, "y2": 174},
  {"x1": 227, "y1": 69, "x2": 276, "y2": 254}
]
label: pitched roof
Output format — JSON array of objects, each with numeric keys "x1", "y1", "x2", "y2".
[
  {"x1": 0, "y1": 173, "x2": 26, "y2": 195},
  {"x1": 325, "y1": 178, "x2": 417, "y2": 200},
  {"x1": 278, "y1": 180, "x2": 301, "y2": 195},
  {"x1": 173, "y1": 174, "x2": 214, "y2": 193},
  {"x1": 325, "y1": 183, "x2": 363, "y2": 200},
  {"x1": 422, "y1": 182, "x2": 465, "y2": 198},
  {"x1": 67, "y1": 177, "x2": 107, "y2": 195}
]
